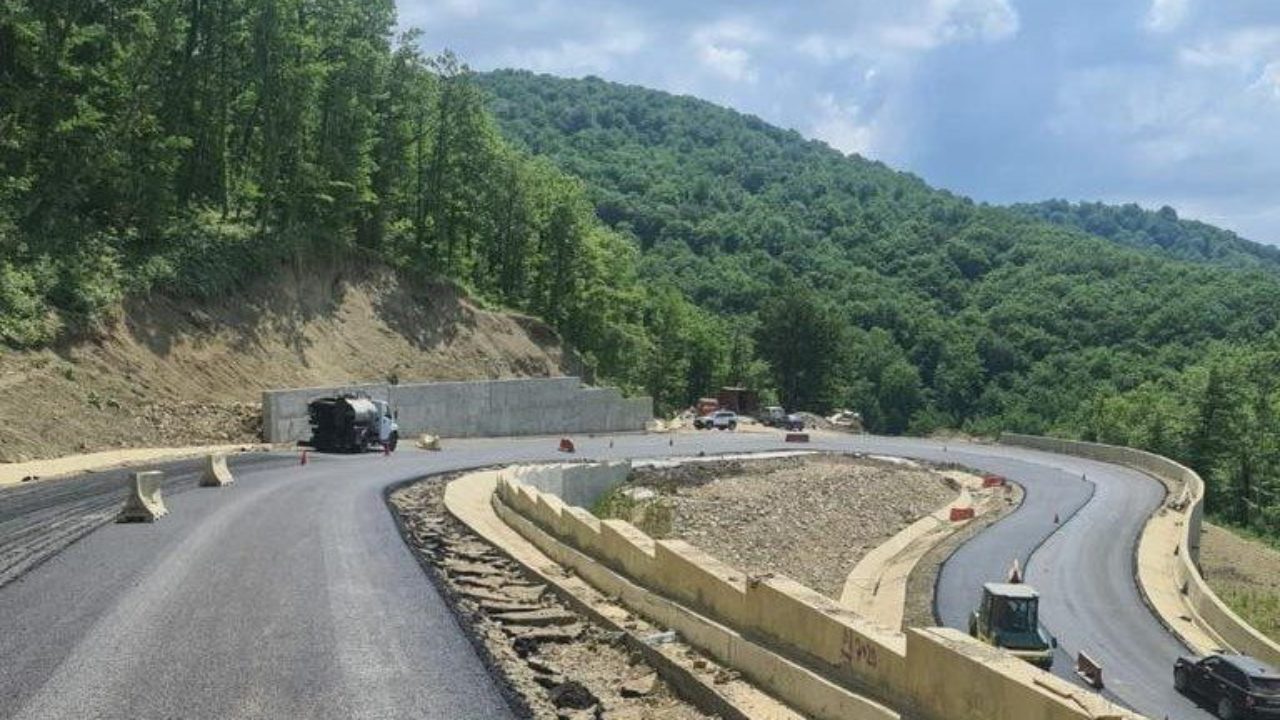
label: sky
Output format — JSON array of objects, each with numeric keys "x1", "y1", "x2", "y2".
[{"x1": 396, "y1": 0, "x2": 1280, "y2": 245}]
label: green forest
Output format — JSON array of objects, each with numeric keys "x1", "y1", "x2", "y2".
[
  {"x1": 1, "y1": 5, "x2": 1278, "y2": 539},
  {"x1": 0, "y1": 1, "x2": 647, "y2": 381},
  {"x1": 477, "y1": 70, "x2": 1280, "y2": 539}
]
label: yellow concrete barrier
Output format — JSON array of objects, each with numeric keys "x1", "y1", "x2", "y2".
[
  {"x1": 198, "y1": 453, "x2": 234, "y2": 488},
  {"x1": 496, "y1": 462, "x2": 1141, "y2": 720},
  {"x1": 118, "y1": 470, "x2": 169, "y2": 522}
]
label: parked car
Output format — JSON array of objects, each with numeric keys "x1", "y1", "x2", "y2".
[
  {"x1": 761, "y1": 406, "x2": 787, "y2": 427},
  {"x1": 1174, "y1": 653, "x2": 1280, "y2": 719},
  {"x1": 693, "y1": 414, "x2": 714, "y2": 430},
  {"x1": 783, "y1": 413, "x2": 805, "y2": 431},
  {"x1": 711, "y1": 410, "x2": 738, "y2": 430}
]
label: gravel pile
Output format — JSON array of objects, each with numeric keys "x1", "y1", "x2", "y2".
[{"x1": 630, "y1": 455, "x2": 955, "y2": 599}]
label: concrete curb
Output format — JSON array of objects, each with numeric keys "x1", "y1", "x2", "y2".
[
  {"x1": 441, "y1": 469, "x2": 811, "y2": 720},
  {"x1": 841, "y1": 470, "x2": 1000, "y2": 629}
]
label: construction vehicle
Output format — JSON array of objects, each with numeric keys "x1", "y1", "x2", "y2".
[
  {"x1": 969, "y1": 582, "x2": 1057, "y2": 669},
  {"x1": 306, "y1": 395, "x2": 399, "y2": 453}
]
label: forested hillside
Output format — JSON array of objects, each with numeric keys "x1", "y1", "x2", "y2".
[
  {"x1": 0, "y1": 2, "x2": 645, "y2": 381},
  {"x1": 1013, "y1": 200, "x2": 1280, "y2": 270},
  {"x1": 478, "y1": 70, "x2": 1280, "y2": 538}
]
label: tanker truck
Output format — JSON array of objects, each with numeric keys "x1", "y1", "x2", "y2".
[{"x1": 306, "y1": 395, "x2": 399, "y2": 453}]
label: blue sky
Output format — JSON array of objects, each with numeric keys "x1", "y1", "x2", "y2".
[{"x1": 397, "y1": 0, "x2": 1280, "y2": 245}]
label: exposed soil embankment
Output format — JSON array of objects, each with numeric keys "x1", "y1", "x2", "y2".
[
  {"x1": 0, "y1": 259, "x2": 576, "y2": 462},
  {"x1": 1200, "y1": 522, "x2": 1280, "y2": 644},
  {"x1": 602, "y1": 455, "x2": 955, "y2": 600}
]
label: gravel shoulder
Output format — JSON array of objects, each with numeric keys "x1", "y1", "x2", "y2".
[
  {"x1": 608, "y1": 454, "x2": 956, "y2": 601},
  {"x1": 1199, "y1": 522, "x2": 1280, "y2": 644},
  {"x1": 392, "y1": 477, "x2": 716, "y2": 720}
]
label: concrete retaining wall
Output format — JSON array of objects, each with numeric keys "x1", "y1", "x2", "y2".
[
  {"x1": 496, "y1": 462, "x2": 1140, "y2": 720},
  {"x1": 262, "y1": 377, "x2": 652, "y2": 442},
  {"x1": 1001, "y1": 434, "x2": 1280, "y2": 668}
]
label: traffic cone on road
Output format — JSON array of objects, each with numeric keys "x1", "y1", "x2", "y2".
[
  {"x1": 300, "y1": 449, "x2": 309, "y2": 466},
  {"x1": 1053, "y1": 512, "x2": 1060, "y2": 524}
]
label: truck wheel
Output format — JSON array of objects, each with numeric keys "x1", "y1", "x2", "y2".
[
  {"x1": 1218, "y1": 697, "x2": 1237, "y2": 720},
  {"x1": 1173, "y1": 667, "x2": 1188, "y2": 693},
  {"x1": 388, "y1": 432, "x2": 399, "y2": 453}
]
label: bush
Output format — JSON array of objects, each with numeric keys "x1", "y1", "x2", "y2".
[{"x1": 0, "y1": 260, "x2": 59, "y2": 346}]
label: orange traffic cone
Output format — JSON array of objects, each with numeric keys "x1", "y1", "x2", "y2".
[{"x1": 300, "y1": 449, "x2": 309, "y2": 466}]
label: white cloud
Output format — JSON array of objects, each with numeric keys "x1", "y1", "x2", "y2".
[
  {"x1": 690, "y1": 19, "x2": 767, "y2": 83},
  {"x1": 513, "y1": 29, "x2": 649, "y2": 75},
  {"x1": 810, "y1": 93, "x2": 876, "y2": 156},
  {"x1": 796, "y1": 0, "x2": 1018, "y2": 64},
  {"x1": 880, "y1": 0, "x2": 1019, "y2": 51},
  {"x1": 1144, "y1": 0, "x2": 1190, "y2": 34},
  {"x1": 1179, "y1": 27, "x2": 1280, "y2": 71}
]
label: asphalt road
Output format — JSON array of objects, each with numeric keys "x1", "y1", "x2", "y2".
[
  {"x1": 0, "y1": 431, "x2": 1215, "y2": 719},
  {"x1": 799, "y1": 435, "x2": 1213, "y2": 720}
]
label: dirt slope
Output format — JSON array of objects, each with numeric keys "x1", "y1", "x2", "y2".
[{"x1": 0, "y1": 259, "x2": 578, "y2": 462}]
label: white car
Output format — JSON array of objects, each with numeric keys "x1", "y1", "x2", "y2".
[{"x1": 711, "y1": 410, "x2": 738, "y2": 430}]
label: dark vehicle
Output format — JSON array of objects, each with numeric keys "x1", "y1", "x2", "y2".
[
  {"x1": 969, "y1": 583, "x2": 1056, "y2": 669},
  {"x1": 761, "y1": 406, "x2": 805, "y2": 431},
  {"x1": 693, "y1": 414, "x2": 714, "y2": 430},
  {"x1": 1174, "y1": 654, "x2": 1280, "y2": 719},
  {"x1": 306, "y1": 395, "x2": 399, "y2": 453}
]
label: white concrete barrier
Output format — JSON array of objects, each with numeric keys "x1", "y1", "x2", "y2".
[
  {"x1": 199, "y1": 454, "x2": 234, "y2": 487},
  {"x1": 118, "y1": 471, "x2": 169, "y2": 522}
]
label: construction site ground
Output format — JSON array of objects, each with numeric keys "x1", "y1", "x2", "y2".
[
  {"x1": 391, "y1": 478, "x2": 719, "y2": 720},
  {"x1": 600, "y1": 454, "x2": 957, "y2": 601},
  {"x1": 1200, "y1": 522, "x2": 1280, "y2": 644}
]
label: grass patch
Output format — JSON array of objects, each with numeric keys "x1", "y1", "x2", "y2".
[
  {"x1": 1217, "y1": 588, "x2": 1280, "y2": 644},
  {"x1": 592, "y1": 487, "x2": 673, "y2": 538}
]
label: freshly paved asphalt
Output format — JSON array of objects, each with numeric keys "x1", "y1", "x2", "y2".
[
  {"x1": 801, "y1": 435, "x2": 1213, "y2": 720},
  {"x1": 0, "y1": 431, "x2": 1215, "y2": 719}
]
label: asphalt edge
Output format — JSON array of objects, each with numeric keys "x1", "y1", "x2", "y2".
[{"x1": 381, "y1": 468, "x2": 538, "y2": 720}]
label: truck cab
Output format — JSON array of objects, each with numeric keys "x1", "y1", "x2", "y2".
[{"x1": 969, "y1": 582, "x2": 1056, "y2": 669}]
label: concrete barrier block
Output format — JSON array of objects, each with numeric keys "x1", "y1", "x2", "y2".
[
  {"x1": 199, "y1": 453, "x2": 234, "y2": 488},
  {"x1": 747, "y1": 575, "x2": 905, "y2": 692},
  {"x1": 904, "y1": 628, "x2": 1125, "y2": 720},
  {"x1": 559, "y1": 461, "x2": 631, "y2": 509},
  {"x1": 118, "y1": 471, "x2": 169, "y2": 523},
  {"x1": 599, "y1": 519, "x2": 657, "y2": 583},
  {"x1": 562, "y1": 507, "x2": 603, "y2": 555},
  {"x1": 534, "y1": 492, "x2": 568, "y2": 531},
  {"x1": 513, "y1": 484, "x2": 541, "y2": 517},
  {"x1": 654, "y1": 539, "x2": 750, "y2": 625}
]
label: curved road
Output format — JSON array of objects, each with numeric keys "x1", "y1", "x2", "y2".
[{"x1": 0, "y1": 432, "x2": 1214, "y2": 719}]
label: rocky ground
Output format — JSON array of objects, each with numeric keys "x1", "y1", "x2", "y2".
[
  {"x1": 1200, "y1": 522, "x2": 1280, "y2": 644},
  {"x1": 610, "y1": 454, "x2": 956, "y2": 600},
  {"x1": 391, "y1": 479, "x2": 714, "y2": 720}
]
